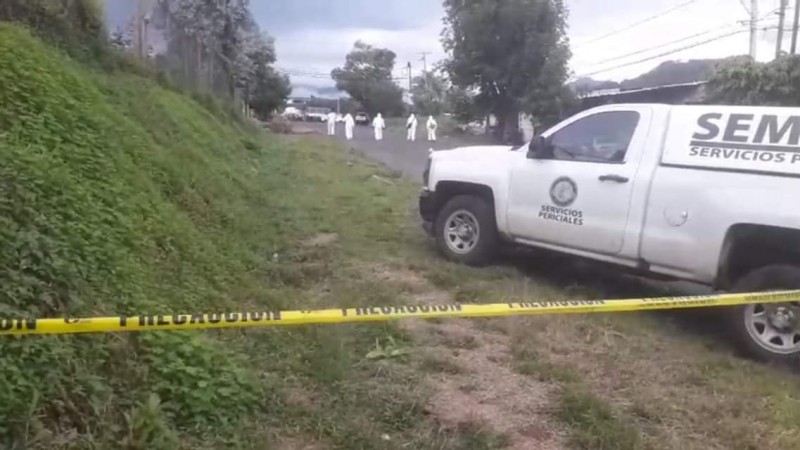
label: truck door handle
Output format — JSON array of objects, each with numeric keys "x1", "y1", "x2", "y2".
[{"x1": 598, "y1": 174, "x2": 629, "y2": 183}]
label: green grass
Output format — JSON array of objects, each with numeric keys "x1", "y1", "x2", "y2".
[
  {"x1": 0, "y1": 23, "x2": 428, "y2": 449},
  {"x1": 557, "y1": 386, "x2": 643, "y2": 450},
  {"x1": 6, "y1": 20, "x2": 800, "y2": 450}
]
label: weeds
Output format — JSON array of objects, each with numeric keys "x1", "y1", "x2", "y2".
[
  {"x1": 0, "y1": 24, "x2": 428, "y2": 448},
  {"x1": 6, "y1": 20, "x2": 800, "y2": 450},
  {"x1": 557, "y1": 386, "x2": 642, "y2": 450}
]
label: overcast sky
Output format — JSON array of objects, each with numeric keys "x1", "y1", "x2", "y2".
[
  {"x1": 254, "y1": 0, "x2": 789, "y2": 96},
  {"x1": 106, "y1": 1, "x2": 791, "y2": 96}
]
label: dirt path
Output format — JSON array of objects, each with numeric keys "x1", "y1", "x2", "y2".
[{"x1": 375, "y1": 265, "x2": 567, "y2": 449}]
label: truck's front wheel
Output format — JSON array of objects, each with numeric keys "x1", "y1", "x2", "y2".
[
  {"x1": 435, "y1": 195, "x2": 498, "y2": 266},
  {"x1": 726, "y1": 265, "x2": 800, "y2": 364}
]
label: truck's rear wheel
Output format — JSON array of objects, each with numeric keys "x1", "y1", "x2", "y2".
[
  {"x1": 726, "y1": 265, "x2": 800, "y2": 364},
  {"x1": 434, "y1": 195, "x2": 498, "y2": 266}
]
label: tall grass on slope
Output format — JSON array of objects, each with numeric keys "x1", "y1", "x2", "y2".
[{"x1": 0, "y1": 22, "x2": 444, "y2": 449}]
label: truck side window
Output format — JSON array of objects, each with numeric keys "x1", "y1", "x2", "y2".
[{"x1": 549, "y1": 111, "x2": 640, "y2": 163}]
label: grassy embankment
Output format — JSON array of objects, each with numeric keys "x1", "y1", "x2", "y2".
[
  {"x1": 3, "y1": 22, "x2": 800, "y2": 450},
  {"x1": 0, "y1": 23, "x2": 439, "y2": 449}
]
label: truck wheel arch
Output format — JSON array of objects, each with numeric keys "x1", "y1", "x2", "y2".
[
  {"x1": 717, "y1": 224, "x2": 800, "y2": 289},
  {"x1": 433, "y1": 181, "x2": 497, "y2": 222}
]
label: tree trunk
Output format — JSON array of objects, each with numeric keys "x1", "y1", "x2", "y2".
[
  {"x1": 494, "y1": 114, "x2": 505, "y2": 141},
  {"x1": 182, "y1": 35, "x2": 189, "y2": 85},
  {"x1": 497, "y1": 109, "x2": 522, "y2": 145},
  {"x1": 196, "y1": 35, "x2": 202, "y2": 89}
]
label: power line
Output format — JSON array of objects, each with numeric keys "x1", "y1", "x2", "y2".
[
  {"x1": 576, "y1": 28, "x2": 750, "y2": 78},
  {"x1": 758, "y1": 4, "x2": 794, "y2": 21},
  {"x1": 738, "y1": 0, "x2": 750, "y2": 14},
  {"x1": 575, "y1": 0, "x2": 701, "y2": 48},
  {"x1": 580, "y1": 22, "x2": 745, "y2": 68},
  {"x1": 577, "y1": 24, "x2": 787, "y2": 79},
  {"x1": 777, "y1": 0, "x2": 789, "y2": 57}
]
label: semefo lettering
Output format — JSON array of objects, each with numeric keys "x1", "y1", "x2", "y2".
[
  {"x1": 689, "y1": 146, "x2": 788, "y2": 163},
  {"x1": 693, "y1": 112, "x2": 800, "y2": 146}
]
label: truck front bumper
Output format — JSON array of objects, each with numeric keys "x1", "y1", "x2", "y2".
[{"x1": 418, "y1": 189, "x2": 437, "y2": 236}]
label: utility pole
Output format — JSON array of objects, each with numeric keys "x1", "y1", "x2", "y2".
[
  {"x1": 750, "y1": 0, "x2": 759, "y2": 59},
  {"x1": 407, "y1": 61, "x2": 412, "y2": 92},
  {"x1": 776, "y1": 0, "x2": 788, "y2": 58},
  {"x1": 419, "y1": 52, "x2": 431, "y2": 88},
  {"x1": 419, "y1": 52, "x2": 431, "y2": 73},
  {"x1": 134, "y1": 0, "x2": 151, "y2": 59},
  {"x1": 792, "y1": 0, "x2": 800, "y2": 54}
]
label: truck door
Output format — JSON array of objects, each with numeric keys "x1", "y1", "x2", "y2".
[{"x1": 506, "y1": 107, "x2": 651, "y2": 255}]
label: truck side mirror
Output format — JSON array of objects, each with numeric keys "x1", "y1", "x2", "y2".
[{"x1": 527, "y1": 135, "x2": 553, "y2": 159}]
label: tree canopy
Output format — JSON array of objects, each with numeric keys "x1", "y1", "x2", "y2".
[
  {"x1": 442, "y1": 0, "x2": 573, "y2": 140},
  {"x1": 151, "y1": 0, "x2": 290, "y2": 117},
  {"x1": 331, "y1": 41, "x2": 405, "y2": 116},
  {"x1": 704, "y1": 56, "x2": 800, "y2": 106},
  {"x1": 410, "y1": 71, "x2": 448, "y2": 116}
]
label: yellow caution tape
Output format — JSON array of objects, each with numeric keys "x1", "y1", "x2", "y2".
[{"x1": 1, "y1": 290, "x2": 799, "y2": 336}]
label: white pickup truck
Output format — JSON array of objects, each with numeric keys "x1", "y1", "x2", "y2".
[{"x1": 419, "y1": 104, "x2": 800, "y2": 363}]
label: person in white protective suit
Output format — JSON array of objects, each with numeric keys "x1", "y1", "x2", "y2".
[
  {"x1": 406, "y1": 113, "x2": 418, "y2": 141},
  {"x1": 344, "y1": 113, "x2": 355, "y2": 140},
  {"x1": 326, "y1": 111, "x2": 337, "y2": 136},
  {"x1": 372, "y1": 113, "x2": 386, "y2": 141},
  {"x1": 426, "y1": 115, "x2": 438, "y2": 141}
]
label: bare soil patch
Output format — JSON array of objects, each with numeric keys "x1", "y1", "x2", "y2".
[{"x1": 377, "y1": 264, "x2": 567, "y2": 449}]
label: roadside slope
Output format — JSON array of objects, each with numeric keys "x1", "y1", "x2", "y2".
[{"x1": 0, "y1": 23, "x2": 438, "y2": 449}]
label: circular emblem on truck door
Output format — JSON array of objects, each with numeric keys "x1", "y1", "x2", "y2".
[{"x1": 550, "y1": 177, "x2": 578, "y2": 207}]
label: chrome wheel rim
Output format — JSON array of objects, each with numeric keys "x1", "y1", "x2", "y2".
[
  {"x1": 744, "y1": 302, "x2": 800, "y2": 355},
  {"x1": 444, "y1": 209, "x2": 480, "y2": 255}
]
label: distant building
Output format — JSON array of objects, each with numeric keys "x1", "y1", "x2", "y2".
[
  {"x1": 577, "y1": 81, "x2": 706, "y2": 112},
  {"x1": 287, "y1": 98, "x2": 309, "y2": 106}
]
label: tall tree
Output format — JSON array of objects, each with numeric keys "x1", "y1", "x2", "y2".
[
  {"x1": 331, "y1": 41, "x2": 404, "y2": 116},
  {"x1": 442, "y1": 0, "x2": 572, "y2": 140},
  {"x1": 445, "y1": 85, "x2": 481, "y2": 124},
  {"x1": 151, "y1": 0, "x2": 288, "y2": 113},
  {"x1": 241, "y1": 33, "x2": 291, "y2": 118},
  {"x1": 411, "y1": 71, "x2": 448, "y2": 116}
]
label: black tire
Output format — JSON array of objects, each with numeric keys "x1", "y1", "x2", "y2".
[
  {"x1": 725, "y1": 265, "x2": 800, "y2": 364},
  {"x1": 434, "y1": 195, "x2": 498, "y2": 266}
]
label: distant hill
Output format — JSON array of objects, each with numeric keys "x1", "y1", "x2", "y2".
[
  {"x1": 572, "y1": 77, "x2": 621, "y2": 94},
  {"x1": 292, "y1": 83, "x2": 346, "y2": 99},
  {"x1": 619, "y1": 59, "x2": 720, "y2": 90},
  {"x1": 574, "y1": 57, "x2": 747, "y2": 93}
]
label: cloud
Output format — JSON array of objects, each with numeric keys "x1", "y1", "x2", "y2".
[
  {"x1": 252, "y1": 0, "x2": 441, "y2": 33},
  {"x1": 109, "y1": 0, "x2": 795, "y2": 94},
  {"x1": 269, "y1": 0, "x2": 782, "y2": 91},
  {"x1": 274, "y1": 20, "x2": 446, "y2": 93},
  {"x1": 568, "y1": 0, "x2": 784, "y2": 81}
]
